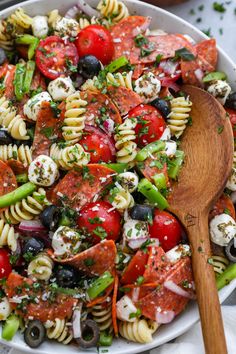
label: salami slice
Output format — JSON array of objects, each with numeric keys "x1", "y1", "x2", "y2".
[
  {"x1": 32, "y1": 101, "x2": 64, "y2": 158},
  {"x1": 132, "y1": 63, "x2": 145, "y2": 80},
  {"x1": 51, "y1": 240, "x2": 117, "y2": 276},
  {"x1": 195, "y1": 38, "x2": 217, "y2": 69},
  {"x1": 181, "y1": 54, "x2": 214, "y2": 86},
  {"x1": 80, "y1": 90, "x2": 122, "y2": 125},
  {"x1": 107, "y1": 86, "x2": 142, "y2": 116},
  {"x1": 143, "y1": 246, "x2": 169, "y2": 283},
  {"x1": 6, "y1": 160, "x2": 27, "y2": 175},
  {"x1": 0, "y1": 161, "x2": 17, "y2": 197},
  {"x1": 5, "y1": 273, "x2": 77, "y2": 322},
  {"x1": 50, "y1": 164, "x2": 114, "y2": 210}
]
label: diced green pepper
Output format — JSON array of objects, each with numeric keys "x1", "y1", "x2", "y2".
[
  {"x1": 153, "y1": 172, "x2": 167, "y2": 190},
  {"x1": 168, "y1": 150, "x2": 184, "y2": 180},
  {"x1": 2, "y1": 314, "x2": 20, "y2": 341},
  {"x1": 138, "y1": 178, "x2": 169, "y2": 210},
  {"x1": 105, "y1": 56, "x2": 129, "y2": 73},
  {"x1": 104, "y1": 163, "x2": 128, "y2": 173},
  {"x1": 23, "y1": 60, "x2": 35, "y2": 94},
  {"x1": 99, "y1": 331, "x2": 113, "y2": 346},
  {"x1": 87, "y1": 271, "x2": 114, "y2": 300},
  {"x1": 216, "y1": 263, "x2": 236, "y2": 290},
  {"x1": 136, "y1": 140, "x2": 166, "y2": 162},
  {"x1": 0, "y1": 182, "x2": 36, "y2": 208},
  {"x1": 16, "y1": 173, "x2": 28, "y2": 184},
  {"x1": 27, "y1": 127, "x2": 35, "y2": 140},
  {"x1": 15, "y1": 35, "x2": 39, "y2": 60},
  {"x1": 14, "y1": 63, "x2": 26, "y2": 101},
  {"x1": 203, "y1": 71, "x2": 227, "y2": 83}
]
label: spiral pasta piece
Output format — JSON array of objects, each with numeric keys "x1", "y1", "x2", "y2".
[
  {"x1": 0, "y1": 219, "x2": 17, "y2": 252},
  {"x1": 81, "y1": 77, "x2": 98, "y2": 92},
  {"x1": 97, "y1": 0, "x2": 129, "y2": 23},
  {"x1": 8, "y1": 8, "x2": 33, "y2": 29},
  {"x1": 62, "y1": 92, "x2": 87, "y2": 144},
  {"x1": 47, "y1": 9, "x2": 61, "y2": 28},
  {"x1": 167, "y1": 96, "x2": 192, "y2": 138},
  {"x1": 112, "y1": 183, "x2": 134, "y2": 211},
  {"x1": 0, "y1": 188, "x2": 50, "y2": 225},
  {"x1": 114, "y1": 118, "x2": 137, "y2": 164},
  {"x1": 78, "y1": 16, "x2": 98, "y2": 30},
  {"x1": 106, "y1": 72, "x2": 133, "y2": 90},
  {"x1": 0, "y1": 97, "x2": 29, "y2": 140},
  {"x1": 119, "y1": 319, "x2": 158, "y2": 343},
  {"x1": 211, "y1": 255, "x2": 229, "y2": 275},
  {"x1": 0, "y1": 20, "x2": 13, "y2": 51},
  {"x1": 0, "y1": 144, "x2": 32, "y2": 166},
  {"x1": 91, "y1": 301, "x2": 113, "y2": 332},
  {"x1": 50, "y1": 143, "x2": 90, "y2": 170},
  {"x1": 28, "y1": 253, "x2": 54, "y2": 281},
  {"x1": 46, "y1": 318, "x2": 73, "y2": 345}
]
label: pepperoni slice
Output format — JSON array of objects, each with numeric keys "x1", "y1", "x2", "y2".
[
  {"x1": 4, "y1": 65, "x2": 16, "y2": 99},
  {"x1": 32, "y1": 101, "x2": 64, "y2": 158},
  {"x1": 138, "y1": 157, "x2": 168, "y2": 184},
  {"x1": 195, "y1": 38, "x2": 217, "y2": 69},
  {"x1": 6, "y1": 160, "x2": 27, "y2": 175},
  {"x1": 0, "y1": 161, "x2": 17, "y2": 197},
  {"x1": 51, "y1": 240, "x2": 117, "y2": 276},
  {"x1": 5, "y1": 273, "x2": 77, "y2": 322},
  {"x1": 50, "y1": 164, "x2": 114, "y2": 210},
  {"x1": 132, "y1": 63, "x2": 145, "y2": 80},
  {"x1": 80, "y1": 90, "x2": 122, "y2": 125},
  {"x1": 181, "y1": 54, "x2": 214, "y2": 86},
  {"x1": 143, "y1": 246, "x2": 169, "y2": 284},
  {"x1": 107, "y1": 86, "x2": 143, "y2": 116}
]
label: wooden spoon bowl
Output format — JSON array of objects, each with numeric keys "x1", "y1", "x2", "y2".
[{"x1": 168, "y1": 85, "x2": 234, "y2": 354}]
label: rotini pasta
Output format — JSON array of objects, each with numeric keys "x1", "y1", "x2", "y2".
[
  {"x1": 28, "y1": 253, "x2": 54, "y2": 281},
  {"x1": 167, "y1": 96, "x2": 192, "y2": 138},
  {"x1": 211, "y1": 255, "x2": 229, "y2": 275},
  {"x1": 81, "y1": 77, "x2": 98, "y2": 92},
  {"x1": 0, "y1": 144, "x2": 32, "y2": 166},
  {"x1": 106, "y1": 72, "x2": 133, "y2": 90},
  {"x1": 91, "y1": 301, "x2": 113, "y2": 332},
  {"x1": 119, "y1": 319, "x2": 159, "y2": 343},
  {"x1": 0, "y1": 20, "x2": 13, "y2": 51},
  {"x1": 0, "y1": 188, "x2": 50, "y2": 224},
  {"x1": 78, "y1": 16, "x2": 98, "y2": 30},
  {"x1": 111, "y1": 183, "x2": 134, "y2": 211},
  {"x1": 97, "y1": 0, "x2": 129, "y2": 23},
  {"x1": 114, "y1": 118, "x2": 137, "y2": 164},
  {"x1": 50, "y1": 143, "x2": 90, "y2": 170},
  {"x1": 62, "y1": 92, "x2": 87, "y2": 144},
  {"x1": 0, "y1": 219, "x2": 17, "y2": 252},
  {"x1": 8, "y1": 8, "x2": 33, "y2": 29},
  {"x1": 46, "y1": 318, "x2": 73, "y2": 345},
  {"x1": 0, "y1": 97, "x2": 29, "y2": 140},
  {"x1": 47, "y1": 9, "x2": 61, "y2": 29}
]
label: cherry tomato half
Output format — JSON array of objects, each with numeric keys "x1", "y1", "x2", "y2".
[
  {"x1": 0, "y1": 249, "x2": 12, "y2": 279},
  {"x1": 80, "y1": 126, "x2": 115, "y2": 163},
  {"x1": 121, "y1": 250, "x2": 149, "y2": 285},
  {"x1": 77, "y1": 201, "x2": 121, "y2": 244},
  {"x1": 75, "y1": 25, "x2": 114, "y2": 65},
  {"x1": 36, "y1": 36, "x2": 79, "y2": 79},
  {"x1": 148, "y1": 209, "x2": 182, "y2": 252},
  {"x1": 128, "y1": 104, "x2": 166, "y2": 147},
  {"x1": 226, "y1": 108, "x2": 236, "y2": 137}
]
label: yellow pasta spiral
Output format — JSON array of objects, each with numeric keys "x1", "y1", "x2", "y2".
[
  {"x1": 0, "y1": 188, "x2": 50, "y2": 225},
  {"x1": 0, "y1": 219, "x2": 17, "y2": 252},
  {"x1": 119, "y1": 319, "x2": 159, "y2": 343},
  {"x1": 47, "y1": 9, "x2": 61, "y2": 29},
  {"x1": 114, "y1": 118, "x2": 137, "y2": 164},
  {"x1": 28, "y1": 253, "x2": 53, "y2": 281},
  {"x1": 97, "y1": 0, "x2": 129, "y2": 23},
  {"x1": 167, "y1": 96, "x2": 192, "y2": 138},
  {"x1": 111, "y1": 183, "x2": 134, "y2": 211},
  {"x1": 62, "y1": 92, "x2": 87, "y2": 144},
  {"x1": 0, "y1": 144, "x2": 32, "y2": 166},
  {"x1": 0, "y1": 20, "x2": 13, "y2": 51},
  {"x1": 0, "y1": 97, "x2": 29, "y2": 140},
  {"x1": 211, "y1": 255, "x2": 229, "y2": 275},
  {"x1": 91, "y1": 301, "x2": 113, "y2": 332},
  {"x1": 106, "y1": 72, "x2": 133, "y2": 90},
  {"x1": 46, "y1": 318, "x2": 73, "y2": 345},
  {"x1": 233, "y1": 151, "x2": 236, "y2": 165},
  {"x1": 78, "y1": 16, "x2": 98, "y2": 30},
  {"x1": 8, "y1": 8, "x2": 33, "y2": 29},
  {"x1": 50, "y1": 143, "x2": 90, "y2": 170}
]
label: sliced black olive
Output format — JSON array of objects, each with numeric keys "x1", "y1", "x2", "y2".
[
  {"x1": 130, "y1": 204, "x2": 154, "y2": 221},
  {"x1": 225, "y1": 92, "x2": 236, "y2": 110},
  {"x1": 40, "y1": 205, "x2": 60, "y2": 231},
  {"x1": 55, "y1": 265, "x2": 79, "y2": 288},
  {"x1": 150, "y1": 98, "x2": 171, "y2": 118},
  {"x1": 75, "y1": 319, "x2": 100, "y2": 348},
  {"x1": 24, "y1": 320, "x2": 45, "y2": 348},
  {"x1": 0, "y1": 48, "x2": 7, "y2": 66},
  {"x1": 0, "y1": 130, "x2": 13, "y2": 145},
  {"x1": 225, "y1": 238, "x2": 236, "y2": 262},
  {"x1": 78, "y1": 55, "x2": 102, "y2": 79},
  {"x1": 22, "y1": 238, "x2": 44, "y2": 257}
]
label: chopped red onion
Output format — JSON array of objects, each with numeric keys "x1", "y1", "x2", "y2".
[
  {"x1": 159, "y1": 60, "x2": 179, "y2": 76},
  {"x1": 102, "y1": 118, "x2": 115, "y2": 136},
  {"x1": 133, "y1": 17, "x2": 152, "y2": 36},
  {"x1": 160, "y1": 77, "x2": 180, "y2": 92},
  {"x1": 19, "y1": 220, "x2": 46, "y2": 232},
  {"x1": 164, "y1": 280, "x2": 195, "y2": 299},
  {"x1": 128, "y1": 238, "x2": 148, "y2": 250},
  {"x1": 77, "y1": 0, "x2": 100, "y2": 18},
  {"x1": 131, "y1": 287, "x2": 140, "y2": 302},
  {"x1": 194, "y1": 68, "x2": 204, "y2": 83},
  {"x1": 74, "y1": 75, "x2": 85, "y2": 89},
  {"x1": 65, "y1": 6, "x2": 78, "y2": 19},
  {"x1": 155, "y1": 309, "x2": 175, "y2": 324},
  {"x1": 72, "y1": 308, "x2": 82, "y2": 339}
]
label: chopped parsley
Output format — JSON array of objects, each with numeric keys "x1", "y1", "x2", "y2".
[
  {"x1": 173, "y1": 47, "x2": 195, "y2": 62},
  {"x1": 217, "y1": 125, "x2": 224, "y2": 134},
  {"x1": 40, "y1": 126, "x2": 54, "y2": 139},
  {"x1": 84, "y1": 258, "x2": 95, "y2": 266},
  {"x1": 134, "y1": 34, "x2": 155, "y2": 58},
  {"x1": 93, "y1": 226, "x2": 107, "y2": 240},
  {"x1": 88, "y1": 217, "x2": 103, "y2": 224},
  {"x1": 66, "y1": 58, "x2": 78, "y2": 73},
  {"x1": 136, "y1": 276, "x2": 144, "y2": 285},
  {"x1": 50, "y1": 101, "x2": 61, "y2": 117},
  {"x1": 129, "y1": 309, "x2": 141, "y2": 319},
  {"x1": 202, "y1": 28, "x2": 212, "y2": 37},
  {"x1": 155, "y1": 54, "x2": 163, "y2": 65}
]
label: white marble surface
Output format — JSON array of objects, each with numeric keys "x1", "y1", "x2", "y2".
[{"x1": 0, "y1": 0, "x2": 236, "y2": 353}]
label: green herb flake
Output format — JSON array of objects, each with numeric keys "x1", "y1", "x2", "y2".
[
  {"x1": 198, "y1": 246, "x2": 203, "y2": 253},
  {"x1": 173, "y1": 47, "x2": 195, "y2": 62},
  {"x1": 155, "y1": 54, "x2": 163, "y2": 65},
  {"x1": 198, "y1": 4, "x2": 204, "y2": 11},
  {"x1": 40, "y1": 127, "x2": 54, "y2": 139},
  {"x1": 84, "y1": 258, "x2": 95, "y2": 267},
  {"x1": 189, "y1": 9, "x2": 195, "y2": 15},
  {"x1": 136, "y1": 276, "x2": 144, "y2": 285},
  {"x1": 93, "y1": 226, "x2": 108, "y2": 240},
  {"x1": 129, "y1": 309, "x2": 141, "y2": 319},
  {"x1": 217, "y1": 125, "x2": 224, "y2": 134},
  {"x1": 207, "y1": 257, "x2": 214, "y2": 265},
  {"x1": 202, "y1": 28, "x2": 212, "y2": 37}
]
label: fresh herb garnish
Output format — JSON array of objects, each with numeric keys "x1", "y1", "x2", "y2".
[
  {"x1": 173, "y1": 47, "x2": 195, "y2": 62},
  {"x1": 50, "y1": 101, "x2": 61, "y2": 117},
  {"x1": 217, "y1": 125, "x2": 224, "y2": 134},
  {"x1": 93, "y1": 226, "x2": 108, "y2": 240},
  {"x1": 40, "y1": 127, "x2": 54, "y2": 139}
]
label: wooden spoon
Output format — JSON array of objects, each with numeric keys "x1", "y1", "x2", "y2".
[{"x1": 168, "y1": 85, "x2": 233, "y2": 354}]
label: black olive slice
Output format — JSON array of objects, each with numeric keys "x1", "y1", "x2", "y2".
[
  {"x1": 76, "y1": 319, "x2": 100, "y2": 348},
  {"x1": 225, "y1": 238, "x2": 236, "y2": 263},
  {"x1": 24, "y1": 320, "x2": 45, "y2": 348}
]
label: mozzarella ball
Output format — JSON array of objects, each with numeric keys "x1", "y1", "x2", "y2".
[
  {"x1": 210, "y1": 213, "x2": 236, "y2": 246},
  {"x1": 0, "y1": 297, "x2": 11, "y2": 321},
  {"x1": 28, "y1": 155, "x2": 59, "y2": 187},
  {"x1": 32, "y1": 16, "x2": 48, "y2": 38},
  {"x1": 134, "y1": 72, "x2": 161, "y2": 103},
  {"x1": 118, "y1": 172, "x2": 139, "y2": 193},
  {"x1": 52, "y1": 226, "x2": 81, "y2": 257},
  {"x1": 55, "y1": 17, "x2": 79, "y2": 37},
  {"x1": 48, "y1": 77, "x2": 75, "y2": 101},
  {"x1": 123, "y1": 218, "x2": 149, "y2": 241},
  {"x1": 207, "y1": 80, "x2": 231, "y2": 105},
  {"x1": 164, "y1": 140, "x2": 177, "y2": 157},
  {"x1": 165, "y1": 244, "x2": 191, "y2": 263},
  {"x1": 160, "y1": 127, "x2": 171, "y2": 141},
  {"x1": 23, "y1": 92, "x2": 52, "y2": 121},
  {"x1": 226, "y1": 167, "x2": 236, "y2": 191},
  {"x1": 116, "y1": 295, "x2": 138, "y2": 322}
]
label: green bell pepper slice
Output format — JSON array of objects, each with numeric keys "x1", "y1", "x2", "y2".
[
  {"x1": 136, "y1": 140, "x2": 166, "y2": 162},
  {"x1": 16, "y1": 173, "x2": 29, "y2": 184},
  {"x1": 138, "y1": 178, "x2": 169, "y2": 210},
  {"x1": 104, "y1": 163, "x2": 128, "y2": 173},
  {"x1": 14, "y1": 63, "x2": 26, "y2": 101},
  {"x1": 2, "y1": 314, "x2": 20, "y2": 341},
  {"x1": 203, "y1": 71, "x2": 227, "y2": 83},
  {"x1": 87, "y1": 271, "x2": 114, "y2": 300},
  {"x1": 99, "y1": 331, "x2": 113, "y2": 346},
  {"x1": 168, "y1": 150, "x2": 185, "y2": 180},
  {"x1": 153, "y1": 172, "x2": 167, "y2": 190},
  {"x1": 23, "y1": 60, "x2": 35, "y2": 94},
  {"x1": 0, "y1": 182, "x2": 36, "y2": 208},
  {"x1": 15, "y1": 35, "x2": 39, "y2": 60},
  {"x1": 217, "y1": 263, "x2": 236, "y2": 290}
]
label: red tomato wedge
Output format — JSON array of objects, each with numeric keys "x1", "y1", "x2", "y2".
[
  {"x1": 121, "y1": 249, "x2": 149, "y2": 285},
  {"x1": 0, "y1": 160, "x2": 17, "y2": 198},
  {"x1": 0, "y1": 249, "x2": 12, "y2": 279},
  {"x1": 4, "y1": 65, "x2": 16, "y2": 99},
  {"x1": 36, "y1": 36, "x2": 79, "y2": 79}
]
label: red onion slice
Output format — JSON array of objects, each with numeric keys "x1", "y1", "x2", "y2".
[
  {"x1": 159, "y1": 60, "x2": 179, "y2": 76},
  {"x1": 131, "y1": 287, "x2": 140, "y2": 302},
  {"x1": 65, "y1": 6, "x2": 78, "y2": 19},
  {"x1": 164, "y1": 280, "x2": 195, "y2": 299},
  {"x1": 128, "y1": 238, "x2": 148, "y2": 250},
  {"x1": 19, "y1": 220, "x2": 47, "y2": 232},
  {"x1": 77, "y1": 0, "x2": 100, "y2": 18},
  {"x1": 72, "y1": 307, "x2": 82, "y2": 339},
  {"x1": 155, "y1": 310, "x2": 175, "y2": 324},
  {"x1": 231, "y1": 191, "x2": 236, "y2": 204},
  {"x1": 102, "y1": 118, "x2": 115, "y2": 136}
]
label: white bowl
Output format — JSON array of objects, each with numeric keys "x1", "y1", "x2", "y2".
[{"x1": 1, "y1": 0, "x2": 236, "y2": 353}]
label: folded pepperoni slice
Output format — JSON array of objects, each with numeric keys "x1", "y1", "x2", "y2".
[
  {"x1": 107, "y1": 86, "x2": 143, "y2": 116},
  {"x1": 195, "y1": 38, "x2": 217, "y2": 69},
  {"x1": 50, "y1": 164, "x2": 114, "y2": 210},
  {"x1": 51, "y1": 240, "x2": 117, "y2": 277},
  {"x1": 181, "y1": 54, "x2": 214, "y2": 86},
  {"x1": 143, "y1": 246, "x2": 169, "y2": 284},
  {"x1": 0, "y1": 160, "x2": 17, "y2": 197}
]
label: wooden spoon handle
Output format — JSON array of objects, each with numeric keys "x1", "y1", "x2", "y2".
[{"x1": 187, "y1": 213, "x2": 227, "y2": 354}]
